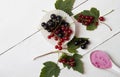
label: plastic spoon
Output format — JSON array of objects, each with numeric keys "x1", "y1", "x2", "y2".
[{"x1": 90, "y1": 50, "x2": 120, "y2": 75}]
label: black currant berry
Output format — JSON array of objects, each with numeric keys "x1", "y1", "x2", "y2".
[
  {"x1": 74, "y1": 40, "x2": 80, "y2": 46},
  {"x1": 57, "y1": 33, "x2": 64, "y2": 38},
  {"x1": 84, "y1": 40, "x2": 90, "y2": 45},
  {"x1": 56, "y1": 15, "x2": 62, "y2": 21},
  {"x1": 64, "y1": 22, "x2": 69, "y2": 27},
  {"x1": 47, "y1": 20, "x2": 54, "y2": 26},
  {"x1": 41, "y1": 22, "x2": 48, "y2": 30},
  {"x1": 50, "y1": 14, "x2": 56, "y2": 19},
  {"x1": 61, "y1": 20, "x2": 66, "y2": 25},
  {"x1": 79, "y1": 38, "x2": 84, "y2": 43},
  {"x1": 81, "y1": 45, "x2": 86, "y2": 49},
  {"x1": 41, "y1": 22, "x2": 46, "y2": 27}
]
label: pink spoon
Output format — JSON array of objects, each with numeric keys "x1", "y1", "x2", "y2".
[{"x1": 90, "y1": 50, "x2": 120, "y2": 75}]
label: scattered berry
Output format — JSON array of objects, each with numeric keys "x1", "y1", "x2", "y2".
[{"x1": 99, "y1": 17, "x2": 105, "y2": 21}]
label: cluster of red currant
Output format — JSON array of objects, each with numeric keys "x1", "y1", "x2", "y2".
[
  {"x1": 41, "y1": 14, "x2": 73, "y2": 50},
  {"x1": 59, "y1": 58, "x2": 76, "y2": 67},
  {"x1": 77, "y1": 14, "x2": 94, "y2": 26}
]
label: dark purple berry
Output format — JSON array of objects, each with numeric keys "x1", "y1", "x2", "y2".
[{"x1": 50, "y1": 14, "x2": 56, "y2": 19}]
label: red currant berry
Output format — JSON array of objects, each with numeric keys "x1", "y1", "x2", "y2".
[
  {"x1": 61, "y1": 58, "x2": 66, "y2": 63},
  {"x1": 81, "y1": 15, "x2": 85, "y2": 18},
  {"x1": 79, "y1": 14, "x2": 83, "y2": 17},
  {"x1": 95, "y1": 22, "x2": 99, "y2": 26},
  {"x1": 64, "y1": 37, "x2": 69, "y2": 41},
  {"x1": 65, "y1": 27, "x2": 69, "y2": 31},
  {"x1": 69, "y1": 58, "x2": 74, "y2": 62},
  {"x1": 58, "y1": 59, "x2": 62, "y2": 63},
  {"x1": 60, "y1": 38, "x2": 65, "y2": 43},
  {"x1": 99, "y1": 17, "x2": 105, "y2": 21},
  {"x1": 69, "y1": 63, "x2": 75, "y2": 67},
  {"x1": 58, "y1": 46, "x2": 62, "y2": 50},
  {"x1": 55, "y1": 31, "x2": 59, "y2": 34},
  {"x1": 58, "y1": 42, "x2": 62, "y2": 45},
  {"x1": 55, "y1": 45, "x2": 59, "y2": 49},
  {"x1": 89, "y1": 16, "x2": 94, "y2": 20},
  {"x1": 66, "y1": 61, "x2": 70, "y2": 65},
  {"x1": 50, "y1": 33, "x2": 54, "y2": 37},
  {"x1": 85, "y1": 16, "x2": 90, "y2": 19},
  {"x1": 87, "y1": 19, "x2": 92, "y2": 23},
  {"x1": 68, "y1": 29, "x2": 72, "y2": 34},
  {"x1": 48, "y1": 35, "x2": 51, "y2": 39},
  {"x1": 61, "y1": 26, "x2": 66, "y2": 31},
  {"x1": 84, "y1": 21, "x2": 89, "y2": 26},
  {"x1": 54, "y1": 36, "x2": 58, "y2": 41}
]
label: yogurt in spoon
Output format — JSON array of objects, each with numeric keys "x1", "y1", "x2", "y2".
[
  {"x1": 90, "y1": 50, "x2": 120, "y2": 75},
  {"x1": 90, "y1": 50, "x2": 112, "y2": 69}
]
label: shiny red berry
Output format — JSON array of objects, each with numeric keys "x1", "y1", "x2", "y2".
[
  {"x1": 55, "y1": 45, "x2": 59, "y2": 49},
  {"x1": 54, "y1": 36, "x2": 58, "y2": 41},
  {"x1": 95, "y1": 22, "x2": 99, "y2": 26},
  {"x1": 60, "y1": 38, "x2": 65, "y2": 43},
  {"x1": 68, "y1": 29, "x2": 72, "y2": 34},
  {"x1": 58, "y1": 42, "x2": 62, "y2": 45},
  {"x1": 64, "y1": 37, "x2": 69, "y2": 40},
  {"x1": 58, "y1": 46, "x2": 62, "y2": 50},
  {"x1": 99, "y1": 17, "x2": 105, "y2": 21},
  {"x1": 48, "y1": 35, "x2": 51, "y2": 39}
]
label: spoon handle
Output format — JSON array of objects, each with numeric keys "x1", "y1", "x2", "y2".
[{"x1": 111, "y1": 62, "x2": 120, "y2": 75}]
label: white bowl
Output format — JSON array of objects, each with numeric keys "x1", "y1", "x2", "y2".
[{"x1": 39, "y1": 10, "x2": 75, "y2": 46}]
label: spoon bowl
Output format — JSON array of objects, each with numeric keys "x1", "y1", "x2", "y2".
[{"x1": 90, "y1": 50, "x2": 120, "y2": 75}]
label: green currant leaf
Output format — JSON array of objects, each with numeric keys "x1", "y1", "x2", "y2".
[
  {"x1": 90, "y1": 8, "x2": 100, "y2": 21},
  {"x1": 73, "y1": 54, "x2": 82, "y2": 59},
  {"x1": 55, "y1": 0, "x2": 75, "y2": 16},
  {"x1": 74, "y1": 7, "x2": 100, "y2": 31},
  {"x1": 81, "y1": 10, "x2": 91, "y2": 16},
  {"x1": 86, "y1": 23, "x2": 97, "y2": 30},
  {"x1": 67, "y1": 48, "x2": 78, "y2": 53},
  {"x1": 72, "y1": 54, "x2": 84, "y2": 73},
  {"x1": 40, "y1": 61, "x2": 60, "y2": 77}
]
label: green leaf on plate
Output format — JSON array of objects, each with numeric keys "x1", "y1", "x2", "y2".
[
  {"x1": 40, "y1": 61, "x2": 60, "y2": 77},
  {"x1": 74, "y1": 7, "x2": 100, "y2": 30},
  {"x1": 72, "y1": 54, "x2": 84, "y2": 73},
  {"x1": 55, "y1": 0, "x2": 75, "y2": 16}
]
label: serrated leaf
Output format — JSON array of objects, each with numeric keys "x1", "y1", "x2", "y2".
[
  {"x1": 67, "y1": 48, "x2": 78, "y2": 53},
  {"x1": 72, "y1": 54, "x2": 84, "y2": 73},
  {"x1": 86, "y1": 23, "x2": 97, "y2": 30},
  {"x1": 55, "y1": 0, "x2": 75, "y2": 16},
  {"x1": 74, "y1": 7, "x2": 100, "y2": 30},
  {"x1": 40, "y1": 61, "x2": 60, "y2": 77},
  {"x1": 81, "y1": 10, "x2": 91, "y2": 16},
  {"x1": 90, "y1": 8, "x2": 99, "y2": 20},
  {"x1": 73, "y1": 54, "x2": 82, "y2": 59}
]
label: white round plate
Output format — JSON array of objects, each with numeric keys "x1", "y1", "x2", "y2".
[{"x1": 39, "y1": 10, "x2": 75, "y2": 46}]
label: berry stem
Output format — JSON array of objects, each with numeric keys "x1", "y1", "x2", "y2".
[
  {"x1": 33, "y1": 50, "x2": 69, "y2": 60},
  {"x1": 100, "y1": 22, "x2": 112, "y2": 31},
  {"x1": 102, "y1": 10, "x2": 114, "y2": 17},
  {"x1": 72, "y1": 0, "x2": 88, "y2": 10}
]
